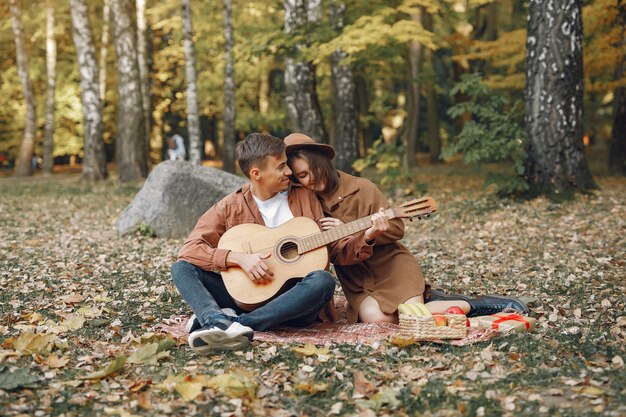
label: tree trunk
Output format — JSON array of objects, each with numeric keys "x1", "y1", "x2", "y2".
[
  {"x1": 182, "y1": 0, "x2": 202, "y2": 165},
  {"x1": 99, "y1": 0, "x2": 110, "y2": 102},
  {"x1": 423, "y1": 11, "x2": 441, "y2": 163},
  {"x1": 524, "y1": 0, "x2": 595, "y2": 193},
  {"x1": 330, "y1": 3, "x2": 359, "y2": 175},
  {"x1": 136, "y1": 0, "x2": 152, "y2": 162},
  {"x1": 284, "y1": 0, "x2": 327, "y2": 143},
  {"x1": 70, "y1": 0, "x2": 108, "y2": 180},
  {"x1": 403, "y1": 8, "x2": 423, "y2": 169},
  {"x1": 608, "y1": 1, "x2": 626, "y2": 175},
  {"x1": 222, "y1": 0, "x2": 236, "y2": 173},
  {"x1": 10, "y1": 0, "x2": 36, "y2": 177},
  {"x1": 42, "y1": 1, "x2": 56, "y2": 175},
  {"x1": 111, "y1": 0, "x2": 147, "y2": 181}
]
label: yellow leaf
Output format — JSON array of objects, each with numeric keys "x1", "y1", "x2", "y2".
[
  {"x1": 390, "y1": 334, "x2": 416, "y2": 348},
  {"x1": 128, "y1": 343, "x2": 158, "y2": 365},
  {"x1": 294, "y1": 381, "x2": 328, "y2": 394},
  {"x1": 12, "y1": 332, "x2": 55, "y2": 355},
  {"x1": 207, "y1": 373, "x2": 257, "y2": 398},
  {"x1": 44, "y1": 354, "x2": 70, "y2": 369},
  {"x1": 175, "y1": 381, "x2": 204, "y2": 401},
  {"x1": 62, "y1": 315, "x2": 85, "y2": 331},
  {"x1": 293, "y1": 343, "x2": 330, "y2": 357},
  {"x1": 79, "y1": 354, "x2": 127, "y2": 380}
]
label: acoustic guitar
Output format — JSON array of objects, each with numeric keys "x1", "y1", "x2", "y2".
[{"x1": 219, "y1": 196, "x2": 437, "y2": 310}]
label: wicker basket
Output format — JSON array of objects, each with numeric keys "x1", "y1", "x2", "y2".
[{"x1": 398, "y1": 314, "x2": 467, "y2": 340}]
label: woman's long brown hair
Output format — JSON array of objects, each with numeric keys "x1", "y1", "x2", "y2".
[{"x1": 288, "y1": 148, "x2": 339, "y2": 195}]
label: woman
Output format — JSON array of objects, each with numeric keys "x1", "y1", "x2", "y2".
[{"x1": 284, "y1": 133, "x2": 529, "y2": 324}]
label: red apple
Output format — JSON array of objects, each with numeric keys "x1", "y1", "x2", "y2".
[
  {"x1": 432, "y1": 313, "x2": 447, "y2": 327},
  {"x1": 445, "y1": 306, "x2": 465, "y2": 315}
]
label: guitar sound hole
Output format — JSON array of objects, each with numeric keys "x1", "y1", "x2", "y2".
[{"x1": 279, "y1": 241, "x2": 299, "y2": 260}]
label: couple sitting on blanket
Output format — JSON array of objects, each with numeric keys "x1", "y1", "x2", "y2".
[{"x1": 171, "y1": 132, "x2": 529, "y2": 354}]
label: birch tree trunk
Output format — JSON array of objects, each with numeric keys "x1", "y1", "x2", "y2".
[
  {"x1": 330, "y1": 3, "x2": 359, "y2": 175},
  {"x1": 608, "y1": 1, "x2": 626, "y2": 175},
  {"x1": 182, "y1": 0, "x2": 202, "y2": 165},
  {"x1": 42, "y1": 1, "x2": 56, "y2": 175},
  {"x1": 111, "y1": 0, "x2": 147, "y2": 181},
  {"x1": 222, "y1": 0, "x2": 236, "y2": 172},
  {"x1": 136, "y1": 0, "x2": 152, "y2": 160},
  {"x1": 403, "y1": 8, "x2": 423, "y2": 169},
  {"x1": 284, "y1": 0, "x2": 327, "y2": 143},
  {"x1": 70, "y1": 0, "x2": 108, "y2": 180},
  {"x1": 10, "y1": 0, "x2": 36, "y2": 177},
  {"x1": 99, "y1": 0, "x2": 110, "y2": 102},
  {"x1": 525, "y1": 0, "x2": 595, "y2": 193}
]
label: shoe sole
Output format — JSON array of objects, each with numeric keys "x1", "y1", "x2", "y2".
[{"x1": 188, "y1": 327, "x2": 253, "y2": 354}]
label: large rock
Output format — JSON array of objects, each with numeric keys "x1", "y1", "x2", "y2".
[{"x1": 118, "y1": 160, "x2": 246, "y2": 238}]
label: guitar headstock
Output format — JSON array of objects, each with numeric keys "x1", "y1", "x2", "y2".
[{"x1": 393, "y1": 196, "x2": 437, "y2": 221}]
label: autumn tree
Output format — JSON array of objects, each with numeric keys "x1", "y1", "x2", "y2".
[
  {"x1": 111, "y1": 0, "x2": 148, "y2": 181},
  {"x1": 284, "y1": 0, "x2": 328, "y2": 143},
  {"x1": 42, "y1": 1, "x2": 56, "y2": 175},
  {"x1": 136, "y1": 0, "x2": 152, "y2": 157},
  {"x1": 525, "y1": 0, "x2": 595, "y2": 194},
  {"x1": 222, "y1": 0, "x2": 236, "y2": 172},
  {"x1": 330, "y1": 3, "x2": 359, "y2": 174},
  {"x1": 9, "y1": 0, "x2": 36, "y2": 177},
  {"x1": 70, "y1": 0, "x2": 108, "y2": 180},
  {"x1": 182, "y1": 0, "x2": 202, "y2": 165},
  {"x1": 609, "y1": 0, "x2": 626, "y2": 175}
]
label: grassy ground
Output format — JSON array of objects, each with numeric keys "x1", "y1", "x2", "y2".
[{"x1": 0, "y1": 166, "x2": 624, "y2": 417}]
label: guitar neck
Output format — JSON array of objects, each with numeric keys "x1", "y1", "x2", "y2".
[{"x1": 298, "y1": 208, "x2": 397, "y2": 254}]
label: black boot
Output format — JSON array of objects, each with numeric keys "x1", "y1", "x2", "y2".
[{"x1": 428, "y1": 289, "x2": 530, "y2": 318}]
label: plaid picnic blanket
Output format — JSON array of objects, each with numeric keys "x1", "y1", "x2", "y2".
[{"x1": 152, "y1": 296, "x2": 499, "y2": 346}]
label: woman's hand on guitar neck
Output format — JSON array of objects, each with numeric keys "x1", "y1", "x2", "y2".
[
  {"x1": 364, "y1": 208, "x2": 390, "y2": 242},
  {"x1": 226, "y1": 251, "x2": 274, "y2": 285}
]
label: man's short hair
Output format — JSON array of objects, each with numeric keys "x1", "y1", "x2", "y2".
[{"x1": 235, "y1": 133, "x2": 285, "y2": 178}]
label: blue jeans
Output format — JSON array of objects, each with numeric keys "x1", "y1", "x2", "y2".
[{"x1": 171, "y1": 260, "x2": 335, "y2": 331}]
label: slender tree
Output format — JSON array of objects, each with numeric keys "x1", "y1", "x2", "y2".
[
  {"x1": 609, "y1": 0, "x2": 626, "y2": 175},
  {"x1": 524, "y1": 0, "x2": 595, "y2": 193},
  {"x1": 99, "y1": 0, "x2": 110, "y2": 102},
  {"x1": 10, "y1": 0, "x2": 36, "y2": 177},
  {"x1": 111, "y1": 0, "x2": 147, "y2": 181},
  {"x1": 182, "y1": 0, "x2": 202, "y2": 165},
  {"x1": 284, "y1": 0, "x2": 327, "y2": 143},
  {"x1": 403, "y1": 7, "x2": 423, "y2": 169},
  {"x1": 42, "y1": 1, "x2": 56, "y2": 175},
  {"x1": 330, "y1": 3, "x2": 359, "y2": 175},
  {"x1": 136, "y1": 0, "x2": 152, "y2": 158},
  {"x1": 70, "y1": 0, "x2": 108, "y2": 180},
  {"x1": 423, "y1": 11, "x2": 440, "y2": 163},
  {"x1": 222, "y1": 0, "x2": 236, "y2": 172}
]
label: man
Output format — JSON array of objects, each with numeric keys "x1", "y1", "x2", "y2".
[{"x1": 171, "y1": 133, "x2": 378, "y2": 355}]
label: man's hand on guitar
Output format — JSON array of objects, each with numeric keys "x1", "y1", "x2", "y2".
[
  {"x1": 364, "y1": 208, "x2": 389, "y2": 242},
  {"x1": 319, "y1": 217, "x2": 344, "y2": 230},
  {"x1": 227, "y1": 252, "x2": 274, "y2": 285}
]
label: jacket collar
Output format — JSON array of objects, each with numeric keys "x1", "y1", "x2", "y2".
[{"x1": 322, "y1": 170, "x2": 360, "y2": 211}]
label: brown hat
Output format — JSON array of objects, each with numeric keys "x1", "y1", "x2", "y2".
[{"x1": 284, "y1": 133, "x2": 335, "y2": 160}]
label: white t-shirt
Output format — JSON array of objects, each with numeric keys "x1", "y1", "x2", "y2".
[{"x1": 252, "y1": 191, "x2": 294, "y2": 228}]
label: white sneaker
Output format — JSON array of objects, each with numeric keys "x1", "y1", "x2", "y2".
[
  {"x1": 184, "y1": 308, "x2": 239, "y2": 334},
  {"x1": 187, "y1": 320, "x2": 254, "y2": 354}
]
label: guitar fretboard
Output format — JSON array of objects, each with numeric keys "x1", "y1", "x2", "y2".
[{"x1": 298, "y1": 208, "x2": 396, "y2": 254}]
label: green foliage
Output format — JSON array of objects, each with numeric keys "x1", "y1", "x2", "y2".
[
  {"x1": 444, "y1": 73, "x2": 529, "y2": 197},
  {"x1": 353, "y1": 138, "x2": 427, "y2": 196}
]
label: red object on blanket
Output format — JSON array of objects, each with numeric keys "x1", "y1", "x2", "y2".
[{"x1": 473, "y1": 313, "x2": 536, "y2": 333}]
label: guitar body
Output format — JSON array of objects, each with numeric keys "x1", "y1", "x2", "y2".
[{"x1": 219, "y1": 217, "x2": 329, "y2": 311}]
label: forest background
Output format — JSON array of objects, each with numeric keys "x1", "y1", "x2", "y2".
[{"x1": 1, "y1": 0, "x2": 624, "y2": 192}]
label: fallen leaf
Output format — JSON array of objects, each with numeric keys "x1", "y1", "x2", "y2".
[
  {"x1": 207, "y1": 372, "x2": 257, "y2": 398},
  {"x1": 127, "y1": 343, "x2": 158, "y2": 365},
  {"x1": 294, "y1": 380, "x2": 328, "y2": 394},
  {"x1": 353, "y1": 370, "x2": 377, "y2": 398},
  {"x1": 79, "y1": 354, "x2": 127, "y2": 380},
  {"x1": 293, "y1": 343, "x2": 330, "y2": 356},
  {"x1": 0, "y1": 366, "x2": 39, "y2": 390},
  {"x1": 12, "y1": 332, "x2": 55, "y2": 355},
  {"x1": 44, "y1": 354, "x2": 70, "y2": 369}
]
